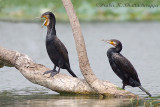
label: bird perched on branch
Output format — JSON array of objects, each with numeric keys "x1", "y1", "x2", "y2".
[
  {"x1": 41, "y1": 11, "x2": 77, "y2": 77},
  {"x1": 102, "y1": 39, "x2": 151, "y2": 96}
]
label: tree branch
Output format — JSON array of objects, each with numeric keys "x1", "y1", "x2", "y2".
[
  {"x1": 62, "y1": 0, "x2": 105, "y2": 95},
  {"x1": 61, "y1": 0, "x2": 137, "y2": 97},
  {"x1": 0, "y1": 46, "x2": 136, "y2": 98},
  {"x1": 0, "y1": 0, "x2": 138, "y2": 98},
  {"x1": 0, "y1": 46, "x2": 96, "y2": 94}
]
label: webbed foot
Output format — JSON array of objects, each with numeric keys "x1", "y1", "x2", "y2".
[{"x1": 43, "y1": 70, "x2": 58, "y2": 77}]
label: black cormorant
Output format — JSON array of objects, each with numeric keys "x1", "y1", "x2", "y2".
[
  {"x1": 103, "y1": 39, "x2": 151, "y2": 96},
  {"x1": 41, "y1": 11, "x2": 77, "y2": 77}
]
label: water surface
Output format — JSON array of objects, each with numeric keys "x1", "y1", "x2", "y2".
[{"x1": 0, "y1": 21, "x2": 160, "y2": 106}]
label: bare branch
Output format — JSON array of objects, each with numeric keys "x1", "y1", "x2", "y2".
[
  {"x1": 61, "y1": 0, "x2": 137, "y2": 97},
  {"x1": 0, "y1": 0, "x2": 137, "y2": 98},
  {"x1": 0, "y1": 46, "x2": 136, "y2": 98},
  {"x1": 0, "y1": 46, "x2": 95, "y2": 94}
]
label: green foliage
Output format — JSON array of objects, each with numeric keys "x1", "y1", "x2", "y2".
[
  {"x1": 116, "y1": 87, "x2": 124, "y2": 90},
  {"x1": 143, "y1": 96, "x2": 160, "y2": 107},
  {"x1": 128, "y1": 96, "x2": 160, "y2": 107},
  {"x1": 0, "y1": 0, "x2": 160, "y2": 21}
]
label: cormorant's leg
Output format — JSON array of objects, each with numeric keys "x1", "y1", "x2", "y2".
[
  {"x1": 122, "y1": 83, "x2": 125, "y2": 89},
  {"x1": 57, "y1": 59, "x2": 62, "y2": 73},
  {"x1": 57, "y1": 65, "x2": 61, "y2": 73},
  {"x1": 43, "y1": 65, "x2": 58, "y2": 77},
  {"x1": 45, "y1": 60, "x2": 62, "y2": 76},
  {"x1": 50, "y1": 65, "x2": 60, "y2": 77},
  {"x1": 53, "y1": 65, "x2": 56, "y2": 72}
]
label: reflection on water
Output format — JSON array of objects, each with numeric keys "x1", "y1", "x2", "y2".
[
  {"x1": 0, "y1": 92, "x2": 145, "y2": 107},
  {"x1": 0, "y1": 21, "x2": 160, "y2": 106},
  {"x1": 0, "y1": 91, "x2": 160, "y2": 107}
]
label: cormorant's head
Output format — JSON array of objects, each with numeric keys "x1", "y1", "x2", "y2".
[
  {"x1": 102, "y1": 39, "x2": 121, "y2": 47},
  {"x1": 41, "y1": 11, "x2": 56, "y2": 27}
]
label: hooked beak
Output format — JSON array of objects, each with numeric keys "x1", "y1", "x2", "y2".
[
  {"x1": 102, "y1": 39, "x2": 110, "y2": 43},
  {"x1": 102, "y1": 39, "x2": 116, "y2": 46}
]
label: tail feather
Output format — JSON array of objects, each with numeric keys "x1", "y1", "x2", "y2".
[
  {"x1": 139, "y1": 86, "x2": 152, "y2": 96},
  {"x1": 67, "y1": 68, "x2": 77, "y2": 78}
]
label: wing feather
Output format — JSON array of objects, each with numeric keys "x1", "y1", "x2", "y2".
[
  {"x1": 111, "y1": 53, "x2": 140, "y2": 83},
  {"x1": 54, "y1": 37, "x2": 70, "y2": 65}
]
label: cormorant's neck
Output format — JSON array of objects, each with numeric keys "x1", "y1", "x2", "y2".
[
  {"x1": 47, "y1": 25, "x2": 56, "y2": 36},
  {"x1": 47, "y1": 18, "x2": 56, "y2": 35},
  {"x1": 115, "y1": 44, "x2": 122, "y2": 53},
  {"x1": 107, "y1": 44, "x2": 122, "y2": 57}
]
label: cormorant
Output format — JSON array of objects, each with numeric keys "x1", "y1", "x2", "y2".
[
  {"x1": 41, "y1": 11, "x2": 77, "y2": 77},
  {"x1": 103, "y1": 39, "x2": 151, "y2": 96}
]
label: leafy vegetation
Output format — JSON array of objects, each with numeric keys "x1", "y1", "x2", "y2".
[
  {"x1": 143, "y1": 96, "x2": 160, "y2": 107},
  {"x1": 0, "y1": 0, "x2": 160, "y2": 21},
  {"x1": 129, "y1": 96, "x2": 160, "y2": 107}
]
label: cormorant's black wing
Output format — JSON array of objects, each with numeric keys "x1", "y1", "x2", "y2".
[
  {"x1": 111, "y1": 53, "x2": 140, "y2": 83},
  {"x1": 54, "y1": 37, "x2": 70, "y2": 65}
]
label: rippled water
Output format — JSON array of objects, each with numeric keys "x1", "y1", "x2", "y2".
[{"x1": 0, "y1": 21, "x2": 160, "y2": 106}]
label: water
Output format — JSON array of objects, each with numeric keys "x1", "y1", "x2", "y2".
[
  {"x1": 0, "y1": 93, "x2": 145, "y2": 107},
  {"x1": 0, "y1": 21, "x2": 160, "y2": 106}
]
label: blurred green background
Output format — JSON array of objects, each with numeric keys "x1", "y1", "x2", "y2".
[{"x1": 0, "y1": 0, "x2": 160, "y2": 22}]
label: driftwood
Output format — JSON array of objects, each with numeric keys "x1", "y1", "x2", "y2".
[{"x1": 0, "y1": 0, "x2": 137, "y2": 98}]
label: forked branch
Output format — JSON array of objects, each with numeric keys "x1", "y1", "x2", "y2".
[{"x1": 0, "y1": 0, "x2": 137, "y2": 98}]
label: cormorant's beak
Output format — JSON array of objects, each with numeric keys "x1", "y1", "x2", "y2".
[
  {"x1": 102, "y1": 39, "x2": 116, "y2": 46},
  {"x1": 41, "y1": 15, "x2": 49, "y2": 27},
  {"x1": 102, "y1": 39, "x2": 109, "y2": 43},
  {"x1": 33, "y1": 17, "x2": 41, "y2": 20}
]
